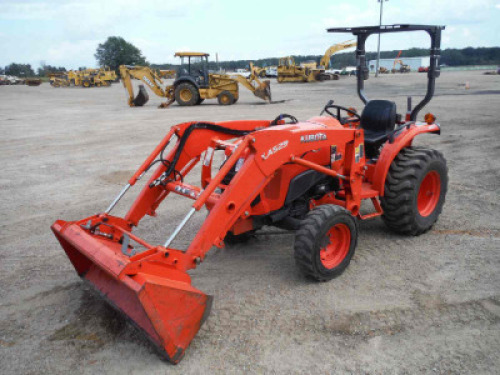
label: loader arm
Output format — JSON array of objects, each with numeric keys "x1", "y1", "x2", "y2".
[
  {"x1": 319, "y1": 40, "x2": 357, "y2": 69},
  {"x1": 119, "y1": 65, "x2": 175, "y2": 107},
  {"x1": 229, "y1": 63, "x2": 271, "y2": 102}
]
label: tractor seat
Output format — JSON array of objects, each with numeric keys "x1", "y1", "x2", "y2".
[{"x1": 360, "y1": 100, "x2": 397, "y2": 144}]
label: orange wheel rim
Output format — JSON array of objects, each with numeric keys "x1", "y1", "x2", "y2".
[
  {"x1": 320, "y1": 223, "x2": 351, "y2": 269},
  {"x1": 180, "y1": 89, "x2": 192, "y2": 102},
  {"x1": 220, "y1": 95, "x2": 230, "y2": 104},
  {"x1": 417, "y1": 171, "x2": 441, "y2": 217}
]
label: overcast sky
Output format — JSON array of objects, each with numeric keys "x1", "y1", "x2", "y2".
[{"x1": 1, "y1": 0, "x2": 499, "y2": 70}]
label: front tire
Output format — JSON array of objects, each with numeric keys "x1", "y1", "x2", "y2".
[
  {"x1": 294, "y1": 205, "x2": 358, "y2": 281},
  {"x1": 381, "y1": 147, "x2": 448, "y2": 235},
  {"x1": 217, "y1": 90, "x2": 235, "y2": 105}
]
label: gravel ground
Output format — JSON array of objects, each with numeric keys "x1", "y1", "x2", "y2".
[{"x1": 0, "y1": 70, "x2": 499, "y2": 374}]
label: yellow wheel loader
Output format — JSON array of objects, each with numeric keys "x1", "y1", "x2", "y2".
[
  {"x1": 120, "y1": 52, "x2": 271, "y2": 108},
  {"x1": 277, "y1": 40, "x2": 356, "y2": 83}
]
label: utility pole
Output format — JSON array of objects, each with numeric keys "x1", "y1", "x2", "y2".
[{"x1": 375, "y1": 0, "x2": 388, "y2": 77}]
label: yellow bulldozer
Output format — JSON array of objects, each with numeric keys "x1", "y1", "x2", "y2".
[
  {"x1": 277, "y1": 40, "x2": 356, "y2": 83},
  {"x1": 120, "y1": 52, "x2": 271, "y2": 108}
]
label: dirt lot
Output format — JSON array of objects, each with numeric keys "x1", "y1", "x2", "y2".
[{"x1": 1, "y1": 71, "x2": 499, "y2": 374}]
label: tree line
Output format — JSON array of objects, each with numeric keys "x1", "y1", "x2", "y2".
[{"x1": 2, "y1": 36, "x2": 498, "y2": 77}]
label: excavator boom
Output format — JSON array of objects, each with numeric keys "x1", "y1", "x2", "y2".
[{"x1": 319, "y1": 40, "x2": 357, "y2": 69}]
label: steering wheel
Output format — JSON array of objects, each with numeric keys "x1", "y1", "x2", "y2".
[
  {"x1": 323, "y1": 103, "x2": 361, "y2": 125},
  {"x1": 270, "y1": 113, "x2": 299, "y2": 126}
]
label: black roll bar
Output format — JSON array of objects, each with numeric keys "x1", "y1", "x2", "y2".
[{"x1": 327, "y1": 24, "x2": 445, "y2": 121}]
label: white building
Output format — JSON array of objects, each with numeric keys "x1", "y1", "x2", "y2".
[{"x1": 368, "y1": 56, "x2": 430, "y2": 72}]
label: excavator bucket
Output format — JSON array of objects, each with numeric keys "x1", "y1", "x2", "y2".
[
  {"x1": 51, "y1": 219, "x2": 212, "y2": 364},
  {"x1": 253, "y1": 79, "x2": 272, "y2": 102},
  {"x1": 132, "y1": 84, "x2": 149, "y2": 106}
]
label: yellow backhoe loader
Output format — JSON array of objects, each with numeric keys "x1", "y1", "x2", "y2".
[
  {"x1": 277, "y1": 40, "x2": 356, "y2": 83},
  {"x1": 51, "y1": 68, "x2": 117, "y2": 88},
  {"x1": 120, "y1": 52, "x2": 271, "y2": 108}
]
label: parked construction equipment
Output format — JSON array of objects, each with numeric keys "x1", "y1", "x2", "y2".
[
  {"x1": 50, "y1": 67, "x2": 117, "y2": 88},
  {"x1": 252, "y1": 66, "x2": 269, "y2": 78},
  {"x1": 391, "y1": 51, "x2": 411, "y2": 73},
  {"x1": 120, "y1": 52, "x2": 271, "y2": 108},
  {"x1": 25, "y1": 78, "x2": 42, "y2": 86},
  {"x1": 159, "y1": 69, "x2": 176, "y2": 79},
  {"x1": 277, "y1": 40, "x2": 356, "y2": 83},
  {"x1": 52, "y1": 24, "x2": 446, "y2": 363},
  {"x1": 51, "y1": 76, "x2": 70, "y2": 87}
]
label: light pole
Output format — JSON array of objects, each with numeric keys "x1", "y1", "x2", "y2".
[{"x1": 375, "y1": 0, "x2": 388, "y2": 77}]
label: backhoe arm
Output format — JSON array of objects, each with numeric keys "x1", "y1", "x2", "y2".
[
  {"x1": 119, "y1": 66, "x2": 137, "y2": 106},
  {"x1": 319, "y1": 40, "x2": 357, "y2": 69},
  {"x1": 119, "y1": 65, "x2": 175, "y2": 107}
]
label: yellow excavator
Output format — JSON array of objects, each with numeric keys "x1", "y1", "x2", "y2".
[
  {"x1": 277, "y1": 40, "x2": 356, "y2": 83},
  {"x1": 391, "y1": 51, "x2": 411, "y2": 73},
  {"x1": 120, "y1": 52, "x2": 271, "y2": 108}
]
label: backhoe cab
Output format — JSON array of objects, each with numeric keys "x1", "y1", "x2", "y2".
[
  {"x1": 120, "y1": 52, "x2": 272, "y2": 108},
  {"x1": 175, "y1": 52, "x2": 210, "y2": 87}
]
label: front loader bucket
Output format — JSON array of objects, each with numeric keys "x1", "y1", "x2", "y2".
[
  {"x1": 132, "y1": 84, "x2": 149, "y2": 106},
  {"x1": 51, "y1": 220, "x2": 212, "y2": 364},
  {"x1": 254, "y1": 79, "x2": 272, "y2": 102}
]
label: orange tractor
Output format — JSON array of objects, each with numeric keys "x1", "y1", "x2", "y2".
[{"x1": 52, "y1": 24, "x2": 446, "y2": 363}]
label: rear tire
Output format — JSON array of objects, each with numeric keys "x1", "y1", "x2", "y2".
[
  {"x1": 294, "y1": 205, "x2": 357, "y2": 281},
  {"x1": 175, "y1": 83, "x2": 199, "y2": 106},
  {"x1": 381, "y1": 147, "x2": 448, "y2": 235}
]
